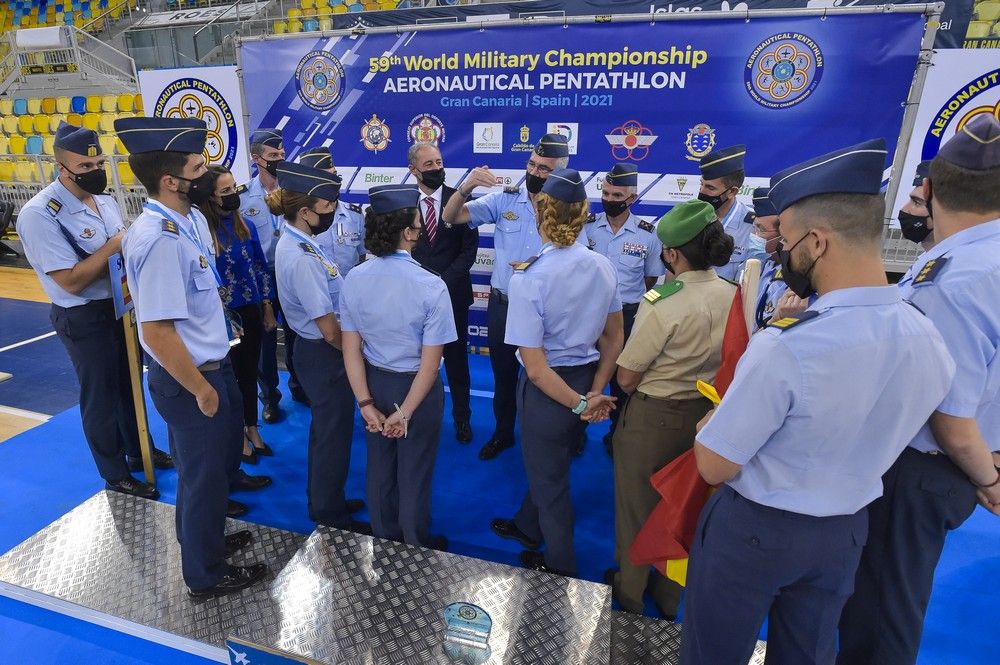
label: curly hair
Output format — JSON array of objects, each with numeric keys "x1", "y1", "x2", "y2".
[
  {"x1": 265, "y1": 188, "x2": 320, "y2": 222},
  {"x1": 364, "y1": 207, "x2": 418, "y2": 257},
  {"x1": 534, "y1": 193, "x2": 590, "y2": 247}
]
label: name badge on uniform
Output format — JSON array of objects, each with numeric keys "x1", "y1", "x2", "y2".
[{"x1": 622, "y1": 242, "x2": 647, "y2": 259}]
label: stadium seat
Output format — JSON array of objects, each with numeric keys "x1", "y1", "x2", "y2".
[
  {"x1": 15, "y1": 159, "x2": 38, "y2": 183},
  {"x1": 303, "y1": 7, "x2": 316, "y2": 17},
  {"x1": 9, "y1": 135, "x2": 26, "y2": 154},
  {"x1": 0, "y1": 137, "x2": 8, "y2": 154},
  {"x1": 993, "y1": 21, "x2": 1000, "y2": 36},
  {"x1": 379, "y1": 0, "x2": 397, "y2": 8},
  {"x1": 288, "y1": 19, "x2": 303, "y2": 32},
  {"x1": 71, "y1": 96, "x2": 87, "y2": 113},
  {"x1": 42, "y1": 135, "x2": 55, "y2": 155},
  {"x1": 26, "y1": 135, "x2": 43, "y2": 155},
  {"x1": 0, "y1": 160, "x2": 14, "y2": 182},
  {"x1": 133, "y1": 95, "x2": 143, "y2": 113},
  {"x1": 27, "y1": 98, "x2": 41, "y2": 114},
  {"x1": 101, "y1": 94, "x2": 117, "y2": 112},
  {"x1": 347, "y1": 3, "x2": 363, "y2": 13},
  {"x1": 363, "y1": 1, "x2": 378, "y2": 10},
  {"x1": 85, "y1": 95, "x2": 101, "y2": 113},
  {"x1": 115, "y1": 136, "x2": 127, "y2": 154},
  {"x1": 98, "y1": 135, "x2": 115, "y2": 154},
  {"x1": 13, "y1": 98, "x2": 27, "y2": 115},
  {"x1": 116, "y1": 160, "x2": 134, "y2": 185},
  {"x1": 66, "y1": 112, "x2": 83, "y2": 127},
  {"x1": 42, "y1": 161, "x2": 56, "y2": 182},
  {"x1": 0, "y1": 98, "x2": 12, "y2": 116},
  {"x1": 49, "y1": 114, "x2": 67, "y2": 133},
  {"x1": 301, "y1": 0, "x2": 315, "y2": 8},
  {"x1": 82, "y1": 113, "x2": 100, "y2": 131},
  {"x1": 56, "y1": 96, "x2": 71, "y2": 113},
  {"x1": 287, "y1": 7, "x2": 302, "y2": 18},
  {"x1": 303, "y1": 17, "x2": 319, "y2": 30},
  {"x1": 318, "y1": 17, "x2": 331, "y2": 30},
  {"x1": 1, "y1": 116, "x2": 17, "y2": 135},
  {"x1": 33, "y1": 114, "x2": 49, "y2": 135},
  {"x1": 99, "y1": 113, "x2": 116, "y2": 133},
  {"x1": 977, "y1": 2, "x2": 1000, "y2": 22},
  {"x1": 317, "y1": 0, "x2": 331, "y2": 7},
  {"x1": 117, "y1": 93, "x2": 133, "y2": 113},
  {"x1": 17, "y1": 115, "x2": 34, "y2": 134},
  {"x1": 333, "y1": 4, "x2": 347, "y2": 12},
  {"x1": 41, "y1": 97, "x2": 56, "y2": 114},
  {"x1": 273, "y1": 19, "x2": 287, "y2": 34}
]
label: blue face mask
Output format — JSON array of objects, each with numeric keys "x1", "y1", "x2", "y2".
[{"x1": 747, "y1": 232, "x2": 769, "y2": 260}]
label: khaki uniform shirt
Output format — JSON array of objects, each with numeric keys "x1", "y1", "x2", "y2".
[{"x1": 616, "y1": 269, "x2": 736, "y2": 399}]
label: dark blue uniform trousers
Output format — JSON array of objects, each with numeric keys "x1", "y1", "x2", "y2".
[
  {"x1": 258, "y1": 268, "x2": 300, "y2": 404},
  {"x1": 513, "y1": 363, "x2": 595, "y2": 576},
  {"x1": 365, "y1": 364, "x2": 443, "y2": 546},
  {"x1": 487, "y1": 290, "x2": 518, "y2": 442},
  {"x1": 837, "y1": 448, "x2": 978, "y2": 665},
  {"x1": 293, "y1": 338, "x2": 355, "y2": 528},
  {"x1": 681, "y1": 485, "x2": 867, "y2": 665},
  {"x1": 148, "y1": 360, "x2": 243, "y2": 590},
  {"x1": 50, "y1": 299, "x2": 140, "y2": 483},
  {"x1": 607, "y1": 301, "x2": 640, "y2": 433}
]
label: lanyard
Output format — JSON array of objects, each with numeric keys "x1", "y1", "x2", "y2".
[
  {"x1": 286, "y1": 225, "x2": 339, "y2": 276},
  {"x1": 144, "y1": 201, "x2": 223, "y2": 287}
]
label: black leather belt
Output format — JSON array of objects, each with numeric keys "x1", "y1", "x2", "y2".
[{"x1": 197, "y1": 360, "x2": 223, "y2": 372}]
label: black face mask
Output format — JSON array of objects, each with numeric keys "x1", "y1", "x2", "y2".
[
  {"x1": 420, "y1": 168, "x2": 446, "y2": 191},
  {"x1": 308, "y1": 208, "x2": 335, "y2": 235},
  {"x1": 260, "y1": 158, "x2": 280, "y2": 177},
  {"x1": 898, "y1": 210, "x2": 931, "y2": 244},
  {"x1": 218, "y1": 193, "x2": 242, "y2": 212},
  {"x1": 698, "y1": 190, "x2": 729, "y2": 211},
  {"x1": 62, "y1": 163, "x2": 107, "y2": 195},
  {"x1": 174, "y1": 171, "x2": 215, "y2": 205},
  {"x1": 601, "y1": 198, "x2": 630, "y2": 218},
  {"x1": 777, "y1": 232, "x2": 820, "y2": 299},
  {"x1": 525, "y1": 172, "x2": 546, "y2": 194}
]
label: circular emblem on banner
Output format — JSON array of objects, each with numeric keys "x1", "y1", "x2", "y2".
[
  {"x1": 361, "y1": 113, "x2": 391, "y2": 152},
  {"x1": 605, "y1": 120, "x2": 658, "y2": 162},
  {"x1": 685, "y1": 123, "x2": 716, "y2": 161},
  {"x1": 745, "y1": 33, "x2": 824, "y2": 109},
  {"x1": 408, "y1": 113, "x2": 445, "y2": 146},
  {"x1": 920, "y1": 67, "x2": 1000, "y2": 160},
  {"x1": 155, "y1": 78, "x2": 238, "y2": 168},
  {"x1": 295, "y1": 50, "x2": 346, "y2": 111}
]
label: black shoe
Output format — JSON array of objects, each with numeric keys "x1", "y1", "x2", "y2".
[
  {"x1": 227, "y1": 499, "x2": 249, "y2": 518},
  {"x1": 290, "y1": 387, "x2": 311, "y2": 406},
  {"x1": 490, "y1": 518, "x2": 541, "y2": 550},
  {"x1": 428, "y1": 535, "x2": 449, "y2": 552},
  {"x1": 455, "y1": 420, "x2": 473, "y2": 444},
  {"x1": 224, "y1": 530, "x2": 252, "y2": 557},
  {"x1": 479, "y1": 437, "x2": 513, "y2": 460},
  {"x1": 231, "y1": 470, "x2": 272, "y2": 492},
  {"x1": 326, "y1": 519, "x2": 371, "y2": 536},
  {"x1": 188, "y1": 563, "x2": 268, "y2": 599},
  {"x1": 253, "y1": 441, "x2": 274, "y2": 457},
  {"x1": 603, "y1": 568, "x2": 642, "y2": 615},
  {"x1": 603, "y1": 432, "x2": 614, "y2": 458},
  {"x1": 107, "y1": 477, "x2": 160, "y2": 500},
  {"x1": 261, "y1": 402, "x2": 284, "y2": 424},
  {"x1": 127, "y1": 448, "x2": 174, "y2": 472},
  {"x1": 519, "y1": 550, "x2": 554, "y2": 573},
  {"x1": 241, "y1": 448, "x2": 258, "y2": 465},
  {"x1": 346, "y1": 498, "x2": 365, "y2": 514}
]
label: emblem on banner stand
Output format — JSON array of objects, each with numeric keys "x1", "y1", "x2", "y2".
[
  {"x1": 408, "y1": 113, "x2": 445, "y2": 146},
  {"x1": 295, "y1": 50, "x2": 346, "y2": 111},
  {"x1": 361, "y1": 114, "x2": 391, "y2": 153},
  {"x1": 745, "y1": 33, "x2": 824, "y2": 109},
  {"x1": 685, "y1": 123, "x2": 716, "y2": 161},
  {"x1": 606, "y1": 120, "x2": 658, "y2": 161},
  {"x1": 156, "y1": 77, "x2": 239, "y2": 170}
]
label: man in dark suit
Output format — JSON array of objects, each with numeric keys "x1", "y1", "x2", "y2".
[{"x1": 409, "y1": 142, "x2": 479, "y2": 443}]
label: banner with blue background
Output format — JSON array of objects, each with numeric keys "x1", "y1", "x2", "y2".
[{"x1": 241, "y1": 12, "x2": 925, "y2": 350}]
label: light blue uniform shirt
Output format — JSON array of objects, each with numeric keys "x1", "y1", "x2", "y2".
[
  {"x1": 716, "y1": 199, "x2": 753, "y2": 282},
  {"x1": 339, "y1": 250, "x2": 457, "y2": 372},
  {"x1": 316, "y1": 200, "x2": 366, "y2": 276},
  {"x1": 899, "y1": 218, "x2": 1000, "y2": 453},
  {"x1": 123, "y1": 199, "x2": 230, "y2": 367},
  {"x1": 18, "y1": 179, "x2": 125, "y2": 307},
  {"x1": 698, "y1": 286, "x2": 954, "y2": 516},
  {"x1": 275, "y1": 224, "x2": 344, "y2": 341},
  {"x1": 582, "y1": 212, "x2": 663, "y2": 304},
  {"x1": 239, "y1": 176, "x2": 282, "y2": 267},
  {"x1": 505, "y1": 243, "x2": 622, "y2": 367},
  {"x1": 465, "y1": 186, "x2": 541, "y2": 293}
]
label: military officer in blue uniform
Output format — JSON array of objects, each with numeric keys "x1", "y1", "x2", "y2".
[
  {"x1": 697, "y1": 144, "x2": 753, "y2": 282},
  {"x1": 897, "y1": 160, "x2": 935, "y2": 252},
  {"x1": 340, "y1": 184, "x2": 456, "y2": 549},
  {"x1": 441, "y1": 133, "x2": 571, "y2": 461},
  {"x1": 298, "y1": 145, "x2": 367, "y2": 276},
  {"x1": 270, "y1": 160, "x2": 367, "y2": 533},
  {"x1": 681, "y1": 138, "x2": 955, "y2": 665},
  {"x1": 239, "y1": 127, "x2": 305, "y2": 418},
  {"x1": 839, "y1": 116, "x2": 1000, "y2": 665},
  {"x1": 491, "y1": 169, "x2": 623, "y2": 577},
  {"x1": 583, "y1": 162, "x2": 663, "y2": 452},
  {"x1": 18, "y1": 122, "x2": 171, "y2": 498},
  {"x1": 116, "y1": 116, "x2": 269, "y2": 598}
]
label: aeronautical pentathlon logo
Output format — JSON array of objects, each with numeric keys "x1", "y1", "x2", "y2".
[
  {"x1": 360, "y1": 114, "x2": 391, "y2": 153},
  {"x1": 156, "y1": 77, "x2": 238, "y2": 169},
  {"x1": 920, "y1": 67, "x2": 1000, "y2": 160},
  {"x1": 408, "y1": 113, "x2": 445, "y2": 146},
  {"x1": 745, "y1": 33, "x2": 824, "y2": 109},
  {"x1": 685, "y1": 123, "x2": 716, "y2": 162},
  {"x1": 295, "y1": 50, "x2": 346, "y2": 112},
  {"x1": 606, "y1": 120, "x2": 658, "y2": 161}
]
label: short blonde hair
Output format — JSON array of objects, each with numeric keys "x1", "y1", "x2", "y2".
[{"x1": 535, "y1": 193, "x2": 589, "y2": 247}]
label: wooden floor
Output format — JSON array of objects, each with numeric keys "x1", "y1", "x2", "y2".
[{"x1": 0, "y1": 267, "x2": 50, "y2": 442}]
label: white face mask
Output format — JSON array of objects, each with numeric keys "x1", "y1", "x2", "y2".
[{"x1": 747, "y1": 232, "x2": 769, "y2": 258}]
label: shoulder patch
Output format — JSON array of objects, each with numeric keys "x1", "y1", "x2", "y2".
[
  {"x1": 235, "y1": 184, "x2": 248, "y2": 195},
  {"x1": 46, "y1": 199, "x2": 62, "y2": 216},
  {"x1": 642, "y1": 280, "x2": 684, "y2": 304},
  {"x1": 743, "y1": 211, "x2": 756, "y2": 225},
  {"x1": 348, "y1": 202, "x2": 363, "y2": 214},
  {"x1": 298, "y1": 242, "x2": 318, "y2": 256},
  {"x1": 638, "y1": 219, "x2": 655, "y2": 233},
  {"x1": 512, "y1": 255, "x2": 538, "y2": 272},
  {"x1": 770, "y1": 309, "x2": 819, "y2": 332},
  {"x1": 503, "y1": 185, "x2": 520, "y2": 194},
  {"x1": 585, "y1": 213, "x2": 597, "y2": 225},
  {"x1": 773, "y1": 268, "x2": 784, "y2": 281},
  {"x1": 161, "y1": 219, "x2": 178, "y2": 235},
  {"x1": 912, "y1": 257, "x2": 949, "y2": 286}
]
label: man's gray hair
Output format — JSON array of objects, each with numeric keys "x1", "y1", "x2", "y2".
[{"x1": 408, "y1": 141, "x2": 439, "y2": 167}]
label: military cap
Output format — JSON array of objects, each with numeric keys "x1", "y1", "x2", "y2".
[
  {"x1": 541, "y1": 168, "x2": 587, "y2": 203},
  {"x1": 54, "y1": 122, "x2": 100, "y2": 157},
  {"x1": 936, "y1": 115, "x2": 1000, "y2": 171},
  {"x1": 114, "y1": 117, "x2": 207, "y2": 155},
  {"x1": 534, "y1": 133, "x2": 569, "y2": 158},
  {"x1": 700, "y1": 144, "x2": 746, "y2": 180},
  {"x1": 298, "y1": 145, "x2": 333, "y2": 170},
  {"x1": 276, "y1": 160, "x2": 341, "y2": 202},
  {"x1": 657, "y1": 199, "x2": 717, "y2": 248},
  {"x1": 912, "y1": 160, "x2": 931, "y2": 187},
  {"x1": 369, "y1": 184, "x2": 420, "y2": 214},
  {"x1": 752, "y1": 187, "x2": 777, "y2": 217},
  {"x1": 605, "y1": 163, "x2": 638, "y2": 187},
  {"x1": 768, "y1": 138, "x2": 887, "y2": 213},
  {"x1": 250, "y1": 128, "x2": 283, "y2": 149}
]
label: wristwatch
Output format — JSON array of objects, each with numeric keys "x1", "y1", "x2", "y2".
[{"x1": 571, "y1": 395, "x2": 588, "y2": 415}]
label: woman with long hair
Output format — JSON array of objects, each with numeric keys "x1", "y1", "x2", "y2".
[
  {"x1": 340, "y1": 184, "x2": 456, "y2": 549},
  {"x1": 490, "y1": 168, "x2": 624, "y2": 577},
  {"x1": 201, "y1": 165, "x2": 277, "y2": 465}
]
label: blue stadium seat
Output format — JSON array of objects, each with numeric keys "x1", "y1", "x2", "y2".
[
  {"x1": 347, "y1": 2, "x2": 363, "y2": 11},
  {"x1": 12, "y1": 98, "x2": 27, "y2": 116},
  {"x1": 70, "y1": 96, "x2": 87, "y2": 114},
  {"x1": 303, "y1": 17, "x2": 319, "y2": 31},
  {"x1": 26, "y1": 135, "x2": 44, "y2": 155}
]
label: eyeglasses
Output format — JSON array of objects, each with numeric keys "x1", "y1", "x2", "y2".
[{"x1": 526, "y1": 160, "x2": 554, "y2": 175}]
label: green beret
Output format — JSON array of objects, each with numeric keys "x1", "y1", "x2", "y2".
[{"x1": 656, "y1": 200, "x2": 718, "y2": 248}]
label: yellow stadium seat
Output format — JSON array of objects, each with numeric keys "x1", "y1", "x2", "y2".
[
  {"x1": 303, "y1": 8, "x2": 316, "y2": 17},
  {"x1": 0, "y1": 137, "x2": 7, "y2": 153},
  {"x1": 288, "y1": 19, "x2": 303, "y2": 32},
  {"x1": 49, "y1": 114, "x2": 67, "y2": 133},
  {"x1": 56, "y1": 96, "x2": 71, "y2": 113},
  {"x1": 379, "y1": 0, "x2": 396, "y2": 8},
  {"x1": 115, "y1": 137, "x2": 127, "y2": 154},
  {"x1": 977, "y1": 2, "x2": 1000, "y2": 22},
  {"x1": 273, "y1": 20, "x2": 287, "y2": 34},
  {"x1": 317, "y1": 6, "x2": 332, "y2": 18},
  {"x1": 0, "y1": 99, "x2": 12, "y2": 116},
  {"x1": 85, "y1": 95, "x2": 102, "y2": 113},
  {"x1": 99, "y1": 135, "x2": 116, "y2": 155},
  {"x1": 993, "y1": 21, "x2": 1000, "y2": 37},
  {"x1": 0, "y1": 160, "x2": 13, "y2": 182},
  {"x1": 966, "y1": 20, "x2": 991, "y2": 38},
  {"x1": 15, "y1": 159, "x2": 37, "y2": 182},
  {"x1": 41, "y1": 162, "x2": 55, "y2": 181},
  {"x1": 43, "y1": 135, "x2": 55, "y2": 155},
  {"x1": 333, "y1": 5, "x2": 348, "y2": 13},
  {"x1": 8, "y1": 135, "x2": 25, "y2": 155},
  {"x1": 287, "y1": 7, "x2": 302, "y2": 19},
  {"x1": 133, "y1": 96, "x2": 144, "y2": 113},
  {"x1": 364, "y1": 1, "x2": 379, "y2": 10},
  {"x1": 82, "y1": 114, "x2": 100, "y2": 131},
  {"x1": 41, "y1": 97, "x2": 56, "y2": 114},
  {"x1": 319, "y1": 17, "x2": 332, "y2": 30},
  {"x1": 99, "y1": 113, "x2": 116, "y2": 133},
  {"x1": 17, "y1": 115, "x2": 34, "y2": 134},
  {"x1": 116, "y1": 161, "x2": 135, "y2": 185},
  {"x1": 101, "y1": 94, "x2": 118, "y2": 113},
  {"x1": 27, "y1": 98, "x2": 41, "y2": 114},
  {"x1": 302, "y1": 0, "x2": 315, "y2": 8},
  {"x1": 1, "y1": 116, "x2": 17, "y2": 135},
  {"x1": 117, "y1": 94, "x2": 134, "y2": 113},
  {"x1": 33, "y1": 115, "x2": 49, "y2": 135},
  {"x1": 66, "y1": 113, "x2": 83, "y2": 127},
  {"x1": 317, "y1": 0, "x2": 330, "y2": 7}
]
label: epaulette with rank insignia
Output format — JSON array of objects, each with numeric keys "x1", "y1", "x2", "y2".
[
  {"x1": 161, "y1": 219, "x2": 178, "y2": 235},
  {"x1": 299, "y1": 242, "x2": 317, "y2": 255},
  {"x1": 638, "y1": 219, "x2": 655, "y2": 233},
  {"x1": 744, "y1": 211, "x2": 756, "y2": 226},
  {"x1": 504, "y1": 185, "x2": 520, "y2": 194},
  {"x1": 912, "y1": 257, "x2": 949, "y2": 286},
  {"x1": 234, "y1": 184, "x2": 248, "y2": 195},
  {"x1": 348, "y1": 203, "x2": 363, "y2": 214},
  {"x1": 774, "y1": 268, "x2": 784, "y2": 281},
  {"x1": 642, "y1": 280, "x2": 683, "y2": 304},
  {"x1": 585, "y1": 213, "x2": 596, "y2": 224},
  {"x1": 770, "y1": 309, "x2": 819, "y2": 332},
  {"x1": 46, "y1": 199, "x2": 62, "y2": 216},
  {"x1": 512, "y1": 255, "x2": 538, "y2": 272}
]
